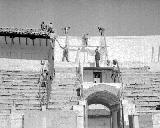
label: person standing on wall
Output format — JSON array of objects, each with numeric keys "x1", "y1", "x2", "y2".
[
  {"x1": 40, "y1": 21, "x2": 46, "y2": 31},
  {"x1": 95, "y1": 47, "x2": 100, "y2": 67},
  {"x1": 82, "y1": 33, "x2": 89, "y2": 47},
  {"x1": 48, "y1": 22, "x2": 53, "y2": 33}
]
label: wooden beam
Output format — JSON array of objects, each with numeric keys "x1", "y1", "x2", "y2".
[
  {"x1": 4, "y1": 36, "x2": 7, "y2": 44},
  {"x1": 26, "y1": 38, "x2": 28, "y2": 45},
  {"x1": 19, "y1": 37, "x2": 21, "y2": 45}
]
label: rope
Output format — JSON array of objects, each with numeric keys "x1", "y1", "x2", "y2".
[{"x1": 55, "y1": 38, "x2": 64, "y2": 49}]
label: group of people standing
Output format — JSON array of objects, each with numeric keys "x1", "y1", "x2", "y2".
[
  {"x1": 41, "y1": 21, "x2": 54, "y2": 33},
  {"x1": 40, "y1": 22, "x2": 112, "y2": 68}
]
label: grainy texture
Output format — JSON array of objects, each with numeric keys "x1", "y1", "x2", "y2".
[
  {"x1": 122, "y1": 68, "x2": 160, "y2": 111},
  {"x1": 48, "y1": 63, "x2": 81, "y2": 110}
]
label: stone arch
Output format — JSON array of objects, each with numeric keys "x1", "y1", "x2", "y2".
[
  {"x1": 84, "y1": 84, "x2": 121, "y2": 128},
  {"x1": 84, "y1": 84, "x2": 121, "y2": 108}
]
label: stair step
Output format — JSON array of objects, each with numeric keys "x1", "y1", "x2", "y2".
[
  {"x1": 50, "y1": 91, "x2": 77, "y2": 95},
  {"x1": 55, "y1": 67, "x2": 78, "y2": 73}
]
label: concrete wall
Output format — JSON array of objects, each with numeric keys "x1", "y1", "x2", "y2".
[
  {"x1": 24, "y1": 110, "x2": 77, "y2": 128},
  {"x1": 102, "y1": 70, "x2": 113, "y2": 83},
  {"x1": 83, "y1": 70, "x2": 93, "y2": 82},
  {"x1": 0, "y1": 36, "x2": 49, "y2": 60},
  {"x1": 83, "y1": 69, "x2": 113, "y2": 83}
]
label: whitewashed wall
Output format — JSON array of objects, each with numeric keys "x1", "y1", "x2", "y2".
[{"x1": 55, "y1": 36, "x2": 160, "y2": 67}]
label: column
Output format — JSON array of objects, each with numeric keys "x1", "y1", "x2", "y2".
[
  {"x1": 73, "y1": 105, "x2": 85, "y2": 128},
  {"x1": 112, "y1": 111, "x2": 118, "y2": 128},
  {"x1": 133, "y1": 114, "x2": 139, "y2": 128},
  {"x1": 117, "y1": 110, "x2": 121, "y2": 128},
  {"x1": 79, "y1": 100, "x2": 88, "y2": 128},
  {"x1": 110, "y1": 114, "x2": 112, "y2": 128}
]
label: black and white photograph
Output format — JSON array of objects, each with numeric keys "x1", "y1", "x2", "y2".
[{"x1": 0, "y1": 0, "x2": 160, "y2": 128}]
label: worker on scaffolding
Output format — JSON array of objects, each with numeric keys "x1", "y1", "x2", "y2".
[
  {"x1": 60, "y1": 44, "x2": 69, "y2": 62},
  {"x1": 95, "y1": 47, "x2": 100, "y2": 67},
  {"x1": 39, "y1": 60, "x2": 49, "y2": 105},
  {"x1": 111, "y1": 59, "x2": 120, "y2": 82},
  {"x1": 59, "y1": 27, "x2": 70, "y2": 62},
  {"x1": 40, "y1": 60, "x2": 49, "y2": 88},
  {"x1": 40, "y1": 21, "x2": 46, "y2": 31},
  {"x1": 82, "y1": 33, "x2": 89, "y2": 47}
]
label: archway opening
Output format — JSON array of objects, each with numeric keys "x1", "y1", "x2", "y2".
[
  {"x1": 86, "y1": 91, "x2": 121, "y2": 128},
  {"x1": 88, "y1": 104, "x2": 111, "y2": 128}
]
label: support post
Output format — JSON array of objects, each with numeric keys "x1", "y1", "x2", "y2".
[
  {"x1": 133, "y1": 114, "x2": 139, "y2": 128},
  {"x1": 73, "y1": 100, "x2": 87, "y2": 128},
  {"x1": 112, "y1": 110, "x2": 118, "y2": 128},
  {"x1": 151, "y1": 46, "x2": 154, "y2": 62},
  {"x1": 158, "y1": 46, "x2": 160, "y2": 62}
]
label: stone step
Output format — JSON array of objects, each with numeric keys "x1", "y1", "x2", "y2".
[
  {"x1": 0, "y1": 74, "x2": 40, "y2": 78},
  {"x1": 0, "y1": 89, "x2": 40, "y2": 93},
  {"x1": 48, "y1": 101, "x2": 78, "y2": 109},
  {"x1": 55, "y1": 67, "x2": 78, "y2": 73},
  {"x1": 0, "y1": 96, "x2": 40, "y2": 100},
  {"x1": 55, "y1": 73, "x2": 77, "y2": 78},
  {"x1": 53, "y1": 78, "x2": 79, "y2": 82},
  {"x1": 51, "y1": 84, "x2": 78, "y2": 89},
  {"x1": 0, "y1": 93, "x2": 39, "y2": 99},
  {"x1": 0, "y1": 109, "x2": 11, "y2": 114},
  {"x1": 0, "y1": 99, "x2": 40, "y2": 104},
  {"x1": 0, "y1": 82, "x2": 40, "y2": 87},
  {"x1": 0, "y1": 86, "x2": 39, "y2": 91},
  {"x1": 50, "y1": 94, "x2": 78, "y2": 100},
  {"x1": 50, "y1": 90, "x2": 77, "y2": 95},
  {"x1": 0, "y1": 70, "x2": 40, "y2": 75},
  {"x1": 0, "y1": 104, "x2": 41, "y2": 110}
]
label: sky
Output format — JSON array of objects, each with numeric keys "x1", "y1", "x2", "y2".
[{"x1": 0, "y1": 0, "x2": 160, "y2": 36}]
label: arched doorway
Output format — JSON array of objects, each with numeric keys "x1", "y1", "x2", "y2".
[
  {"x1": 84, "y1": 86, "x2": 121, "y2": 128},
  {"x1": 88, "y1": 104, "x2": 111, "y2": 128}
]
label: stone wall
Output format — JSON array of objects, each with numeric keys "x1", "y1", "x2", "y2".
[
  {"x1": 0, "y1": 36, "x2": 49, "y2": 60},
  {"x1": 24, "y1": 110, "x2": 77, "y2": 128}
]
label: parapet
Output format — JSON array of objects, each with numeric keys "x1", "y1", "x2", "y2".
[{"x1": 0, "y1": 27, "x2": 50, "y2": 39}]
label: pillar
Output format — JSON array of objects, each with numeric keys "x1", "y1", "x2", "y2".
[
  {"x1": 73, "y1": 105, "x2": 85, "y2": 128},
  {"x1": 117, "y1": 110, "x2": 121, "y2": 128},
  {"x1": 41, "y1": 105, "x2": 46, "y2": 111},
  {"x1": 112, "y1": 111, "x2": 118, "y2": 128},
  {"x1": 110, "y1": 114, "x2": 112, "y2": 128},
  {"x1": 73, "y1": 100, "x2": 87, "y2": 128},
  {"x1": 133, "y1": 114, "x2": 139, "y2": 128}
]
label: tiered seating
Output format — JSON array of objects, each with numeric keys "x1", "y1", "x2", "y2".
[
  {"x1": 0, "y1": 70, "x2": 41, "y2": 114},
  {"x1": 48, "y1": 62, "x2": 81, "y2": 110},
  {"x1": 122, "y1": 68, "x2": 160, "y2": 111}
]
